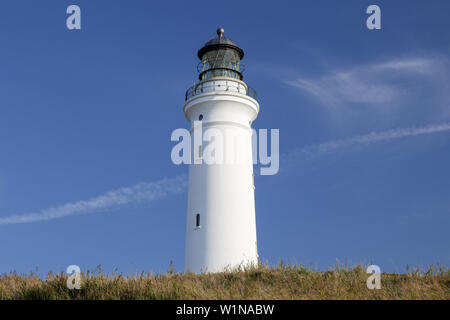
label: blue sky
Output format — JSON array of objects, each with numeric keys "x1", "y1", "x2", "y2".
[{"x1": 0, "y1": 0, "x2": 449, "y2": 275}]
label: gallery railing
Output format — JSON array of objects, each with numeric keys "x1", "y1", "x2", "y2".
[{"x1": 185, "y1": 79, "x2": 257, "y2": 101}]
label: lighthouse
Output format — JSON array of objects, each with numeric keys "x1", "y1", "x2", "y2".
[{"x1": 183, "y1": 28, "x2": 260, "y2": 273}]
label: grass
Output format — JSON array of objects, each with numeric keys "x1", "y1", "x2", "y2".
[{"x1": 0, "y1": 263, "x2": 448, "y2": 300}]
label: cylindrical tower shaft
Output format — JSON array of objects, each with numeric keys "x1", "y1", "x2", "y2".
[{"x1": 184, "y1": 29, "x2": 259, "y2": 273}]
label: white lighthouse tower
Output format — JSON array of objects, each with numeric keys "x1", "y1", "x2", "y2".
[{"x1": 183, "y1": 28, "x2": 259, "y2": 273}]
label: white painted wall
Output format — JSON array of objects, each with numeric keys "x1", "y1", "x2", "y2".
[{"x1": 184, "y1": 78, "x2": 260, "y2": 273}]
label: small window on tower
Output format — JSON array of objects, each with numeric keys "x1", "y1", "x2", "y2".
[
  {"x1": 198, "y1": 145, "x2": 202, "y2": 159},
  {"x1": 199, "y1": 114, "x2": 203, "y2": 121},
  {"x1": 195, "y1": 213, "x2": 201, "y2": 228}
]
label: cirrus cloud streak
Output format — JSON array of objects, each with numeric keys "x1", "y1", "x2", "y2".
[{"x1": 0, "y1": 175, "x2": 187, "y2": 225}]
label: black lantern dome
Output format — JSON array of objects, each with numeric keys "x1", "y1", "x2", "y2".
[{"x1": 197, "y1": 28, "x2": 245, "y2": 81}]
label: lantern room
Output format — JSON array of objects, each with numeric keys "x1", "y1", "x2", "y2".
[{"x1": 197, "y1": 28, "x2": 245, "y2": 81}]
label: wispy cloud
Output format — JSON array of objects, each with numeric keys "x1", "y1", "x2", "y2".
[
  {"x1": 0, "y1": 175, "x2": 187, "y2": 225},
  {"x1": 374, "y1": 58, "x2": 434, "y2": 73},
  {"x1": 284, "y1": 122, "x2": 450, "y2": 163},
  {"x1": 286, "y1": 56, "x2": 449, "y2": 111}
]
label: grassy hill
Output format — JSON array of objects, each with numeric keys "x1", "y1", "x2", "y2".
[{"x1": 0, "y1": 264, "x2": 448, "y2": 300}]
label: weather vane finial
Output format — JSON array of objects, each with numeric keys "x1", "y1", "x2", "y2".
[{"x1": 217, "y1": 27, "x2": 225, "y2": 37}]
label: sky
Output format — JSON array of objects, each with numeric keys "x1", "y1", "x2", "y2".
[{"x1": 0, "y1": 0, "x2": 449, "y2": 275}]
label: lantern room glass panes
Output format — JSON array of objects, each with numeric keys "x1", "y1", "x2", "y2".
[{"x1": 200, "y1": 49, "x2": 241, "y2": 81}]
